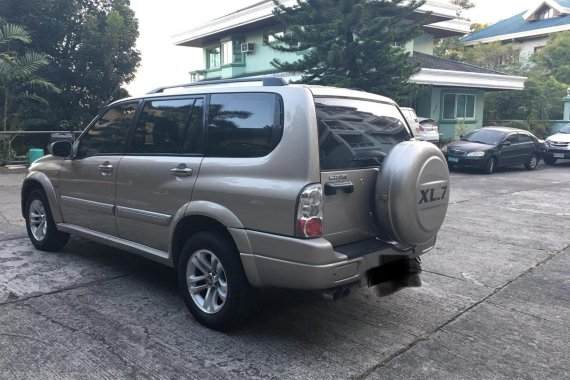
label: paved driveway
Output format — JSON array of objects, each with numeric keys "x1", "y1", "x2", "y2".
[{"x1": 0, "y1": 163, "x2": 569, "y2": 379}]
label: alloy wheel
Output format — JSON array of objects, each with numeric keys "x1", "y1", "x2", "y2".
[
  {"x1": 29, "y1": 199, "x2": 47, "y2": 242},
  {"x1": 186, "y1": 249, "x2": 228, "y2": 314}
]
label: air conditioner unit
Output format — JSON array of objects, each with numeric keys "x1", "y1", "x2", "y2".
[{"x1": 241, "y1": 42, "x2": 254, "y2": 53}]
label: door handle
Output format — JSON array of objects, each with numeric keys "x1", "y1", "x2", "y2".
[
  {"x1": 98, "y1": 162, "x2": 113, "y2": 174},
  {"x1": 171, "y1": 165, "x2": 193, "y2": 177},
  {"x1": 324, "y1": 181, "x2": 354, "y2": 196}
]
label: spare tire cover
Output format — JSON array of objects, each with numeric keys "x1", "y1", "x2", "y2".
[{"x1": 374, "y1": 141, "x2": 449, "y2": 245}]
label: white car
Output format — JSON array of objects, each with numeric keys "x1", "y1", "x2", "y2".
[
  {"x1": 400, "y1": 107, "x2": 440, "y2": 143},
  {"x1": 544, "y1": 124, "x2": 570, "y2": 165}
]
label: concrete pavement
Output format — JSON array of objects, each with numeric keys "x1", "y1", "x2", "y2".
[{"x1": 0, "y1": 163, "x2": 569, "y2": 379}]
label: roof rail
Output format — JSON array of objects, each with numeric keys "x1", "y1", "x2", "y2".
[{"x1": 147, "y1": 77, "x2": 288, "y2": 94}]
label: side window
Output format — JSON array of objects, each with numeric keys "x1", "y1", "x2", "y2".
[
  {"x1": 130, "y1": 98, "x2": 203, "y2": 154},
  {"x1": 207, "y1": 93, "x2": 283, "y2": 157},
  {"x1": 505, "y1": 134, "x2": 519, "y2": 144},
  {"x1": 518, "y1": 133, "x2": 533, "y2": 143},
  {"x1": 77, "y1": 102, "x2": 138, "y2": 158}
]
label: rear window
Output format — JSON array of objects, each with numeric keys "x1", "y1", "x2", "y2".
[
  {"x1": 207, "y1": 93, "x2": 283, "y2": 157},
  {"x1": 315, "y1": 98, "x2": 411, "y2": 171}
]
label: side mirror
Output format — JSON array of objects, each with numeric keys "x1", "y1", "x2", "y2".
[
  {"x1": 500, "y1": 140, "x2": 511, "y2": 147},
  {"x1": 49, "y1": 140, "x2": 73, "y2": 158}
]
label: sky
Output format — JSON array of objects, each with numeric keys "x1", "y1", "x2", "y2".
[{"x1": 126, "y1": 0, "x2": 542, "y2": 96}]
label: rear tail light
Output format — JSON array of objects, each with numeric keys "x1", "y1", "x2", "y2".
[
  {"x1": 419, "y1": 124, "x2": 425, "y2": 132},
  {"x1": 296, "y1": 184, "x2": 323, "y2": 238}
]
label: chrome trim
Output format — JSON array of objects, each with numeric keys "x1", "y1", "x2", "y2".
[
  {"x1": 60, "y1": 196, "x2": 115, "y2": 215},
  {"x1": 57, "y1": 223, "x2": 171, "y2": 266},
  {"x1": 116, "y1": 206, "x2": 172, "y2": 226}
]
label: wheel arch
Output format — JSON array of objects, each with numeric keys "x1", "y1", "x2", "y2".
[
  {"x1": 169, "y1": 201, "x2": 253, "y2": 270},
  {"x1": 21, "y1": 172, "x2": 62, "y2": 223}
]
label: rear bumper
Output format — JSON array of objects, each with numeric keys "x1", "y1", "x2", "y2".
[
  {"x1": 418, "y1": 132, "x2": 440, "y2": 143},
  {"x1": 240, "y1": 230, "x2": 434, "y2": 290}
]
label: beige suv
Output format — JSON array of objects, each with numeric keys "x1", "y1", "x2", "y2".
[{"x1": 22, "y1": 77, "x2": 450, "y2": 330}]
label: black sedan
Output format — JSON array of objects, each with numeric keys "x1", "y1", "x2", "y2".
[{"x1": 444, "y1": 127, "x2": 542, "y2": 174}]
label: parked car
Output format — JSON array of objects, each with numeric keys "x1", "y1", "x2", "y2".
[
  {"x1": 444, "y1": 127, "x2": 541, "y2": 174},
  {"x1": 400, "y1": 107, "x2": 439, "y2": 143},
  {"x1": 543, "y1": 124, "x2": 570, "y2": 165},
  {"x1": 418, "y1": 117, "x2": 441, "y2": 143},
  {"x1": 21, "y1": 77, "x2": 450, "y2": 330}
]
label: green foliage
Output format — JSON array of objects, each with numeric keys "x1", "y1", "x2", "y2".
[
  {"x1": 0, "y1": 0, "x2": 140, "y2": 128},
  {"x1": 463, "y1": 42, "x2": 522, "y2": 74},
  {"x1": 269, "y1": 0, "x2": 426, "y2": 103},
  {"x1": 433, "y1": 36, "x2": 466, "y2": 61},
  {"x1": 504, "y1": 120, "x2": 529, "y2": 130},
  {"x1": 533, "y1": 31, "x2": 570, "y2": 84},
  {"x1": 0, "y1": 22, "x2": 59, "y2": 157},
  {"x1": 450, "y1": 0, "x2": 474, "y2": 18},
  {"x1": 484, "y1": 74, "x2": 566, "y2": 123}
]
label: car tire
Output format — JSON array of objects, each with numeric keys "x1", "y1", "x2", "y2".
[
  {"x1": 543, "y1": 155, "x2": 557, "y2": 165},
  {"x1": 482, "y1": 157, "x2": 496, "y2": 174},
  {"x1": 178, "y1": 231, "x2": 256, "y2": 331},
  {"x1": 25, "y1": 189, "x2": 70, "y2": 251},
  {"x1": 524, "y1": 154, "x2": 538, "y2": 170}
]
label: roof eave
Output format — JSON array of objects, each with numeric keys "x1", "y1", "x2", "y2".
[
  {"x1": 174, "y1": 0, "x2": 462, "y2": 47},
  {"x1": 462, "y1": 22, "x2": 570, "y2": 45},
  {"x1": 410, "y1": 68, "x2": 527, "y2": 91},
  {"x1": 523, "y1": 0, "x2": 570, "y2": 21}
]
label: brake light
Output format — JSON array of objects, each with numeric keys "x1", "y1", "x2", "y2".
[
  {"x1": 419, "y1": 124, "x2": 425, "y2": 132},
  {"x1": 296, "y1": 184, "x2": 323, "y2": 238}
]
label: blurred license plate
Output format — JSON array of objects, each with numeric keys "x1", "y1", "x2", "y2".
[
  {"x1": 448, "y1": 156, "x2": 459, "y2": 163},
  {"x1": 554, "y1": 153, "x2": 565, "y2": 158}
]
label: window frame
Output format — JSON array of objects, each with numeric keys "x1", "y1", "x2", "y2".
[
  {"x1": 442, "y1": 93, "x2": 476, "y2": 120},
  {"x1": 74, "y1": 100, "x2": 141, "y2": 159},
  {"x1": 124, "y1": 95, "x2": 206, "y2": 157},
  {"x1": 205, "y1": 91, "x2": 285, "y2": 158},
  {"x1": 206, "y1": 46, "x2": 221, "y2": 69}
]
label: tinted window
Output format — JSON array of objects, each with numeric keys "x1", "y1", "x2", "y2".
[
  {"x1": 207, "y1": 93, "x2": 283, "y2": 157},
  {"x1": 518, "y1": 133, "x2": 533, "y2": 143},
  {"x1": 77, "y1": 102, "x2": 138, "y2": 158},
  {"x1": 130, "y1": 98, "x2": 203, "y2": 154},
  {"x1": 505, "y1": 134, "x2": 519, "y2": 144},
  {"x1": 560, "y1": 125, "x2": 570, "y2": 134},
  {"x1": 463, "y1": 129, "x2": 506, "y2": 145},
  {"x1": 315, "y1": 98, "x2": 411, "y2": 171}
]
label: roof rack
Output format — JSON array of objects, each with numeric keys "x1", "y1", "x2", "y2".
[{"x1": 147, "y1": 76, "x2": 288, "y2": 94}]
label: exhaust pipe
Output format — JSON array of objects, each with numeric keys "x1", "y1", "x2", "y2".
[{"x1": 321, "y1": 286, "x2": 350, "y2": 301}]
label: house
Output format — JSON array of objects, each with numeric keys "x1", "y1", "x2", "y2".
[
  {"x1": 462, "y1": 0, "x2": 570, "y2": 63},
  {"x1": 174, "y1": 0, "x2": 526, "y2": 140}
]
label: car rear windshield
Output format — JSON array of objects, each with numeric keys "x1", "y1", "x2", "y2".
[
  {"x1": 462, "y1": 129, "x2": 506, "y2": 145},
  {"x1": 315, "y1": 97, "x2": 411, "y2": 171}
]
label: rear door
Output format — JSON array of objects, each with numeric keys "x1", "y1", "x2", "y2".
[
  {"x1": 517, "y1": 133, "x2": 535, "y2": 163},
  {"x1": 315, "y1": 97, "x2": 411, "y2": 246},
  {"x1": 59, "y1": 101, "x2": 139, "y2": 236},
  {"x1": 115, "y1": 97, "x2": 205, "y2": 252}
]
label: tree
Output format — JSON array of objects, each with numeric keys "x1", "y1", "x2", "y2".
[
  {"x1": 269, "y1": 0, "x2": 426, "y2": 102},
  {"x1": 463, "y1": 41, "x2": 522, "y2": 74},
  {"x1": 0, "y1": 0, "x2": 140, "y2": 129},
  {"x1": 450, "y1": 0, "x2": 474, "y2": 18},
  {"x1": 533, "y1": 31, "x2": 570, "y2": 84},
  {"x1": 0, "y1": 24, "x2": 59, "y2": 154},
  {"x1": 433, "y1": 23, "x2": 489, "y2": 61}
]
